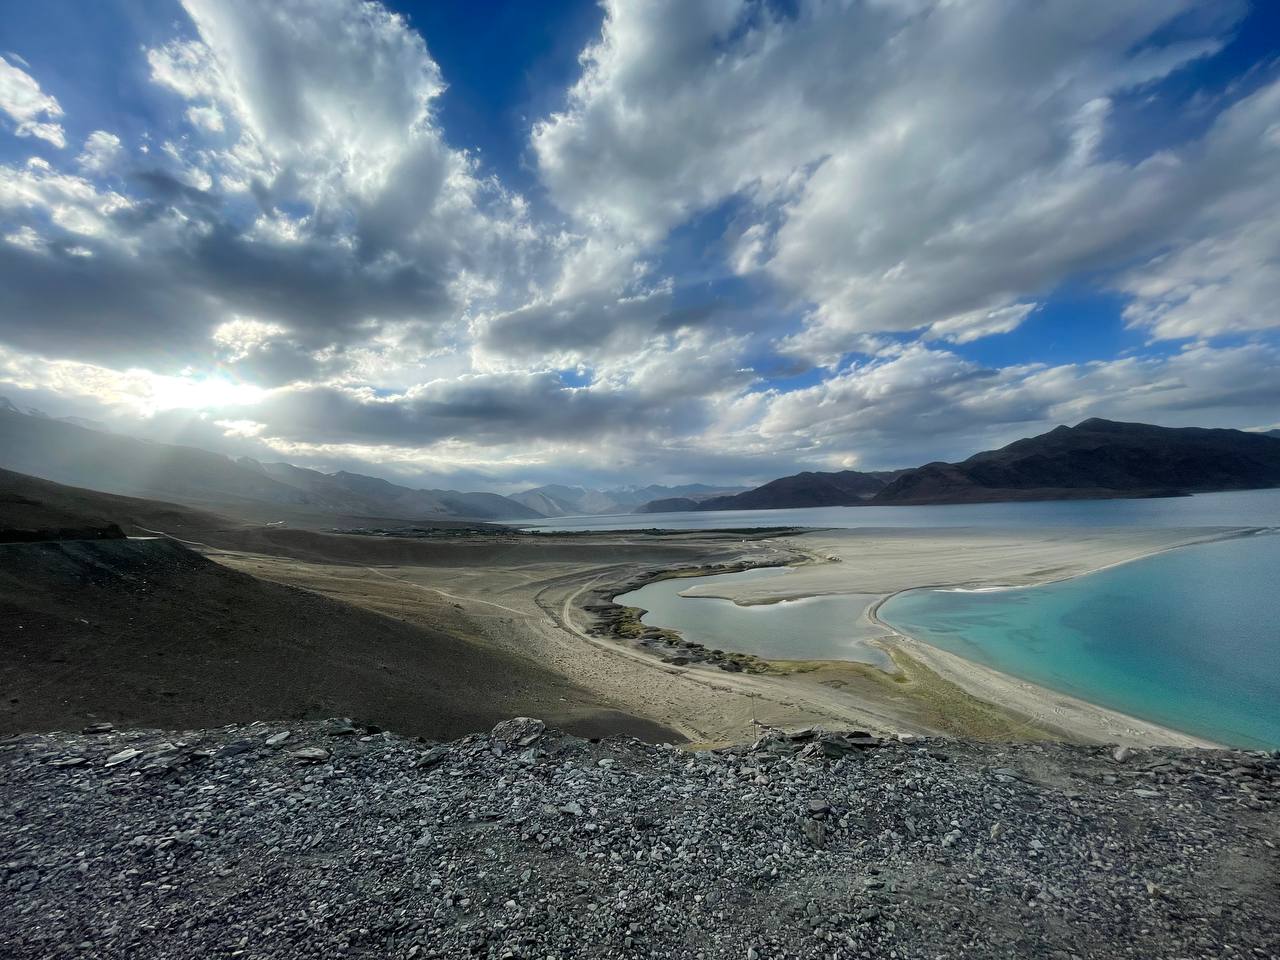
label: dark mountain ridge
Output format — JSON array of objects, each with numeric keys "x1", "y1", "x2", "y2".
[
  {"x1": 641, "y1": 419, "x2": 1280, "y2": 512},
  {"x1": 690, "y1": 469, "x2": 899, "y2": 511},
  {"x1": 873, "y1": 418, "x2": 1280, "y2": 505}
]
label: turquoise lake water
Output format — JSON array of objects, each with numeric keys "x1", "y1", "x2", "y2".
[{"x1": 879, "y1": 533, "x2": 1280, "y2": 748}]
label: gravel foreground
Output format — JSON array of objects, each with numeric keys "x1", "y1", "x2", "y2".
[{"x1": 2, "y1": 720, "x2": 1278, "y2": 960}]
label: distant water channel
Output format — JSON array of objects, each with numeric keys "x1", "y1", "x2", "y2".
[
  {"x1": 519, "y1": 487, "x2": 1280, "y2": 532},
  {"x1": 880, "y1": 532, "x2": 1280, "y2": 748},
  {"x1": 614, "y1": 568, "x2": 891, "y2": 667}
]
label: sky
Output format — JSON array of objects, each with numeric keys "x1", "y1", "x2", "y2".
[{"x1": 1, "y1": 0, "x2": 1278, "y2": 493}]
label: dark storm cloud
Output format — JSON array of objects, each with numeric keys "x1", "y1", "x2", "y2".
[
  {"x1": 233, "y1": 370, "x2": 711, "y2": 448},
  {"x1": 0, "y1": 167, "x2": 456, "y2": 378}
]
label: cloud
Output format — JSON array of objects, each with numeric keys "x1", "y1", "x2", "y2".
[
  {"x1": 0, "y1": 54, "x2": 66, "y2": 147},
  {"x1": 0, "y1": 0, "x2": 542, "y2": 380},
  {"x1": 532, "y1": 0, "x2": 1279, "y2": 362},
  {"x1": 1116, "y1": 79, "x2": 1280, "y2": 340},
  {"x1": 1, "y1": 0, "x2": 1277, "y2": 491},
  {"x1": 76, "y1": 131, "x2": 123, "y2": 174},
  {"x1": 740, "y1": 340, "x2": 1280, "y2": 469}
]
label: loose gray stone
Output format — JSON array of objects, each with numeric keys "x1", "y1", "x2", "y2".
[
  {"x1": 490, "y1": 717, "x2": 546, "y2": 747},
  {"x1": 289, "y1": 746, "x2": 331, "y2": 763}
]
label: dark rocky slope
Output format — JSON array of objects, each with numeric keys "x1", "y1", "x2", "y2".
[
  {"x1": 693, "y1": 470, "x2": 895, "y2": 511},
  {"x1": 874, "y1": 418, "x2": 1280, "y2": 505},
  {"x1": 0, "y1": 537, "x2": 670, "y2": 743},
  {"x1": 1, "y1": 719, "x2": 1276, "y2": 959}
]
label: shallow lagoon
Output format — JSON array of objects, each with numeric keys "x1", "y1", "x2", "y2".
[{"x1": 614, "y1": 568, "x2": 890, "y2": 667}]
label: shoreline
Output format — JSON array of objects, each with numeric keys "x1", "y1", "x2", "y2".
[
  {"x1": 208, "y1": 524, "x2": 1255, "y2": 749},
  {"x1": 864, "y1": 591, "x2": 1217, "y2": 750},
  {"x1": 605, "y1": 527, "x2": 1263, "y2": 748}
]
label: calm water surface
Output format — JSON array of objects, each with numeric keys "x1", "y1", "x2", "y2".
[
  {"x1": 518, "y1": 487, "x2": 1280, "y2": 531},
  {"x1": 879, "y1": 533, "x2": 1280, "y2": 748},
  {"x1": 615, "y1": 568, "x2": 890, "y2": 667}
]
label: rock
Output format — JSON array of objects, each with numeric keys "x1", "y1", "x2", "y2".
[
  {"x1": 1112, "y1": 745, "x2": 1136, "y2": 763},
  {"x1": 264, "y1": 731, "x2": 291, "y2": 747},
  {"x1": 800, "y1": 818, "x2": 826, "y2": 848},
  {"x1": 48, "y1": 756, "x2": 88, "y2": 767},
  {"x1": 491, "y1": 717, "x2": 546, "y2": 747},
  {"x1": 1132, "y1": 788, "x2": 1161, "y2": 799},
  {"x1": 415, "y1": 745, "x2": 450, "y2": 769},
  {"x1": 81, "y1": 723, "x2": 114, "y2": 735},
  {"x1": 290, "y1": 747, "x2": 331, "y2": 763},
  {"x1": 323, "y1": 718, "x2": 358, "y2": 736},
  {"x1": 104, "y1": 748, "x2": 141, "y2": 767},
  {"x1": 2, "y1": 718, "x2": 1277, "y2": 960}
]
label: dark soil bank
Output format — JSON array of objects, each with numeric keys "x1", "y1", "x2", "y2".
[{"x1": 2, "y1": 720, "x2": 1277, "y2": 959}]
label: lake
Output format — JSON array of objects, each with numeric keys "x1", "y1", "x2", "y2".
[
  {"x1": 597, "y1": 489, "x2": 1280, "y2": 748},
  {"x1": 518, "y1": 487, "x2": 1280, "y2": 531}
]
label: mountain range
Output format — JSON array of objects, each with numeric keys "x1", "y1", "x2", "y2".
[
  {"x1": 511, "y1": 483, "x2": 746, "y2": 517},
  {"x1": 5, "y1": 400, "x2": 1279, "y2": 522},
  {"x1": 0, "y1": 400, "x2": 742, "y2": 524},
  {"x1": 0, "y1": 402, "x2": 539, "y2": 523},
  {"x1": 641, "y1": 419, "x2": 1280, "y2": 512}
]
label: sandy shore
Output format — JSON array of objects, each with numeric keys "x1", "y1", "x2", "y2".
[{"x1": 683, "y1": 526, "x2": 1254, "y2": 602}]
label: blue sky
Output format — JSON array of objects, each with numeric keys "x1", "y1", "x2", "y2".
[{"x1": 1, "y1": 0, "x2": 1278, "y2": 491}]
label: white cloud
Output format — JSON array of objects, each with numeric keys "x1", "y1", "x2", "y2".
[
  {"x1": 533, "y1": 0, "x2": 1279, "y2": 362},
  {"x1": 76, "y1": 131, "x2": 123, "y2": 174},
  {"x1": 1116, "y1": 79, "x2": 1280, "y2": 341},
  {"x1": 4, "y1": 224, "x2": 44, "y2": 251},
  {"x1": 927, "y1": 304, "x2": 1038, "y2": 345},
  {"x1": 0, "y1": 54, "x2": 66, "y2": 147},
  {"x1": 0, "y1": 156, "x2": 134, "y2": 238},
  {"x1": 211, "y1": 317, "x2": 290, "y2": 361},
  {"x1": 214, "y1": 418, "x2": 266, "y2": 438},
  {"x1": 185, "y1": 103, "x2": 224, "y2": 132},
  {"x1": 737, "y1": 340, "x2": 1280, "y2": 469}
]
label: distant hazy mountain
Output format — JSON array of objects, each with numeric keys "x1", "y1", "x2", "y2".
[
  {"x1": 0, "y1": 402, "x2": 538, "y2": 522},
  {"x1": 640, "y1": 469, "x2": 907, "y2": 512},
  {"x1": 635, "y1": 497, "x2": 701, "y2": 513},
  {"x1": 872, "y1": 418, "x2": 1280, "y2": 505},
  {"x1": 649, "y1": 419, "x2": 1280, "y2": 513},
  {"x1": 512, "y1": 482, "x2": 747, "y2": 516},
  {"x1": 1, "y1": 396, "x2": 111, "y2": 433}
]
